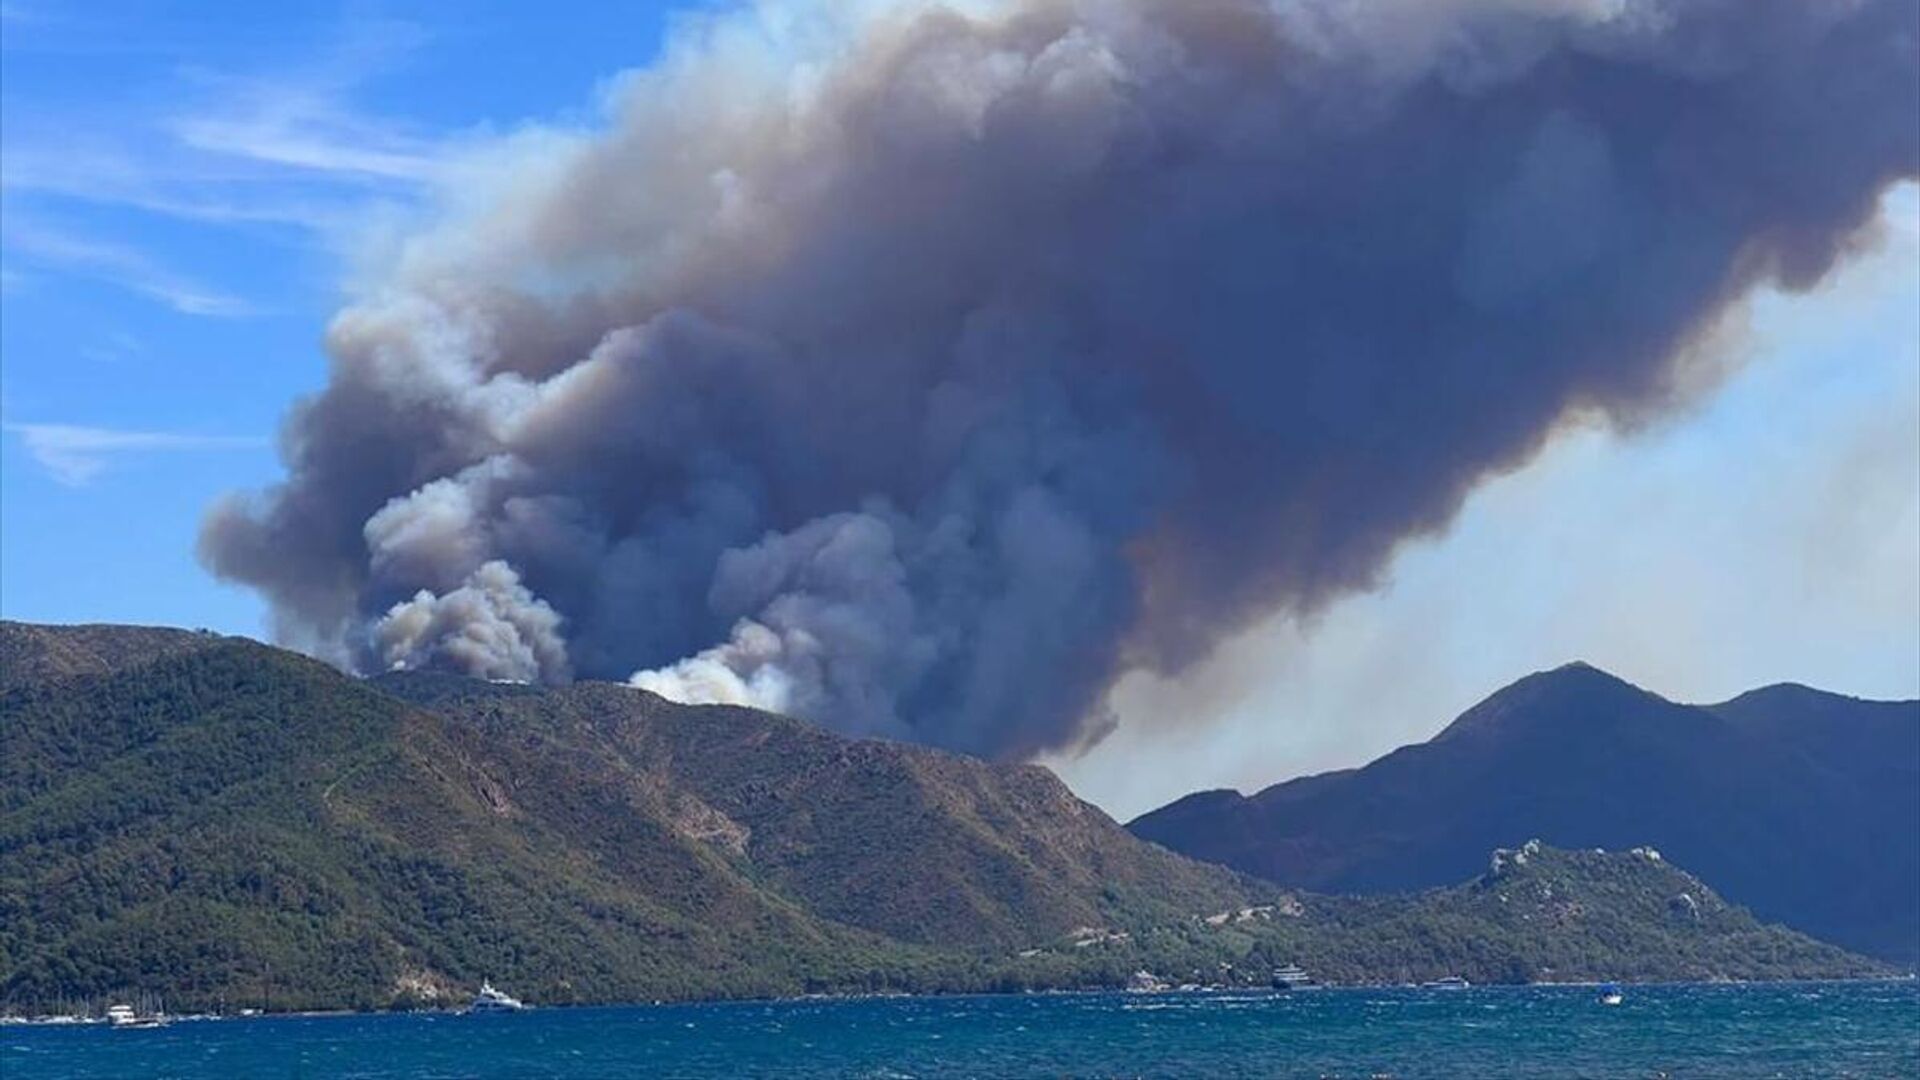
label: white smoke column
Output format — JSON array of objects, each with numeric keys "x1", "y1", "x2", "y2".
[
  {"x1": 375, "y1": 560, "x2": 570, "y2": 682},
  {"x1": 634, "y1": 510, "x2": 936, "y2": 735},
  {"x1": 202, "y1": 0, "x2": 1920, "y2": 757}
]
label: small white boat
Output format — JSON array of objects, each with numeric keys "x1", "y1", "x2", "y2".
[
  {"x1": 467, "y1": 980, "x2": 527, "y2": 1012},
  {"x1": 1422, "y1": 975, "x2": 1471, "y2": 990},
  {"x1": 1599, "y1": 983, "x2": 1624, "y2": 1006},
  {"x1": 1271, "y1": 965, "x2": 1315, "y2": 991},
  {"x1": 105, "y1": 1004, "x2": 167, "y2": 1029}
]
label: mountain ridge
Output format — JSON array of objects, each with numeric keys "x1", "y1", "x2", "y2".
[
  {"x1": 1129, "y1": 661, "x2": 1920, "y2": 965},
  {"x1": 0, "y1": 621, "x2": 229, "y2": 695}
]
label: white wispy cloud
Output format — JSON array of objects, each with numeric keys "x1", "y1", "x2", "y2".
[
  {"x1": 0, "y1": 140, "x2": 359, "y2": 233},
  {"x1": 3, "y1": 422, "x2": 267, "y2": 485},
  {"x1": 0, "y1": 218, "x2": 258, "y2": 317},
  {"x1": 161, "y1": 16, "x2": 449, "y2": 190},
  {"x1": 0, "y1": 15, "x2": 449, "y2": 243},
  {"x1": 169, "y1": 93, "x2": 446, "y2": 185}
]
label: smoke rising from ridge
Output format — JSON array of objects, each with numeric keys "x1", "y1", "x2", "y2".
[{"x1": 203, "y1": 0, "x2": 1919, "y2": 758}]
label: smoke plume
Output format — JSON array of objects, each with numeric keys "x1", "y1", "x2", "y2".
[{"x1": 202, "y1": 0, "x2": 1919, "y2": 758}]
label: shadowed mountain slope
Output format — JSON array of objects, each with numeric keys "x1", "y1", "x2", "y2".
[{"x1": 1130, "y1": 663, "x2": 1920, "y2": 964}]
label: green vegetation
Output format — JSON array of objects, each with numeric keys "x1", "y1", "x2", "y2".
[{"x1": 0, "y1": 623, "x2": 1888, "y2": 1015}]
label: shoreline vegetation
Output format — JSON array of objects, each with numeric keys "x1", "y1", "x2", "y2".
[
  {"x1": 0, "y1": 622, "x2": 1897, "y2": 1016},
  {"x1": 5, "y1": 976, "x2": 1915, "y2": 1026}
]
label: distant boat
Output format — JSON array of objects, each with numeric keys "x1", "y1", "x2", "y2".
[
  {"x1": 1271, "y1": 965, "x2": 1316, "y2": 991},
  {"x1": 1422, "y1": 976, "x2": 1471, "y2": 990},
  {"x1": 1599, "y1": 983, "x2": 1624, "y2": 1006},
  {"x1": 467, "y1": 980, "x2": 527, "y2": 1012},
  {"x1": 1125, "y1": 970, "x2": 1168, "y2": 994},
  {"x1": 105, "y1": 1004, "x2": 167, "y2": 1029}
]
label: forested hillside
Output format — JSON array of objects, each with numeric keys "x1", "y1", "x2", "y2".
[{"x1": 0, "y1": 623, "x2": 1887, "y2": 1014}]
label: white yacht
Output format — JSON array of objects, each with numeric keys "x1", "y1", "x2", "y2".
[
  {"x1": 105, "y1": 1004, "x2": 167, "y2": 1029},
  {"x1": 1271, "y1": 965, "x2": 1316, "y2": 990},
  {"x1": 467, "y1": 981, "x2": 527, "y2": 1012},
  {"x1": 1422, "y1": 975, "x2": 1471, "y2": 991}
]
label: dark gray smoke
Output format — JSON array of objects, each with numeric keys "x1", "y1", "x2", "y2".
[{"x1": 202, "y1": 0, "x2": 1919, "y2": 758}]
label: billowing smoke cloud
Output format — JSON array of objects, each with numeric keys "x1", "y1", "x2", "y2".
[
  {"x1": 374, "y1": 560, "x2": 571, "y2": 683},
  {"x1": 202, "y1": 0, "x2": 1919, "y2": 758}
]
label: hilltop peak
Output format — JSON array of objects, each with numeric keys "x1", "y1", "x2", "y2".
[
  {"x1": 1517, "y1": 659, "x2": 1644, "y2": 692},
  {"x1": 1431, "y1": 661, "x2": 1663, "y2": 744},
  {"x1": 1708, "y1": 681, "x2": 1903, "y2": 712}
]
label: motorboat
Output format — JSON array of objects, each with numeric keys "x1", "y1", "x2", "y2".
[
  {"x1": 1271, "y1": 965, "x2": 1316, "y2": 991},
  {"x1": 467, "y1": 980, "x2": 527, "y2": 1012},
  {"x1": 105, "y1": 1004, "x2": 167, "y2": 1029}
]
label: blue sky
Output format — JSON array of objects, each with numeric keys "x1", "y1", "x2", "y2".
[
  {"x1": 1, "y1": 1, "x2": 683, "y2": 630},
  {"x1": 3, "y1": 2, "x2": 1916, "y2": 815}
]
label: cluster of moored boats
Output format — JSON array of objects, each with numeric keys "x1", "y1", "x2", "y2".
[{"x1": 11, "y1": 981, "x2": 529, "y2": 1030}]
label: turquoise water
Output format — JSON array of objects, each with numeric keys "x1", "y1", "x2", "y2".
[{"x1": 7, "y1": 982, "x2": 1916, "y2": 1078}]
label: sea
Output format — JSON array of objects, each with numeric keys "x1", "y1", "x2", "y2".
[{"x1": 5, "y1": 981, "x2": 1916, "y2": 1079}]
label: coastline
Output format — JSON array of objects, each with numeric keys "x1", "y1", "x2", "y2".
[
  {"x1": 8, "y1": 974, "x2": 1913, "y2": 1026},
  {"x1": 11, "y1": 981, "x2": 1915, "y2": 1080}
]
